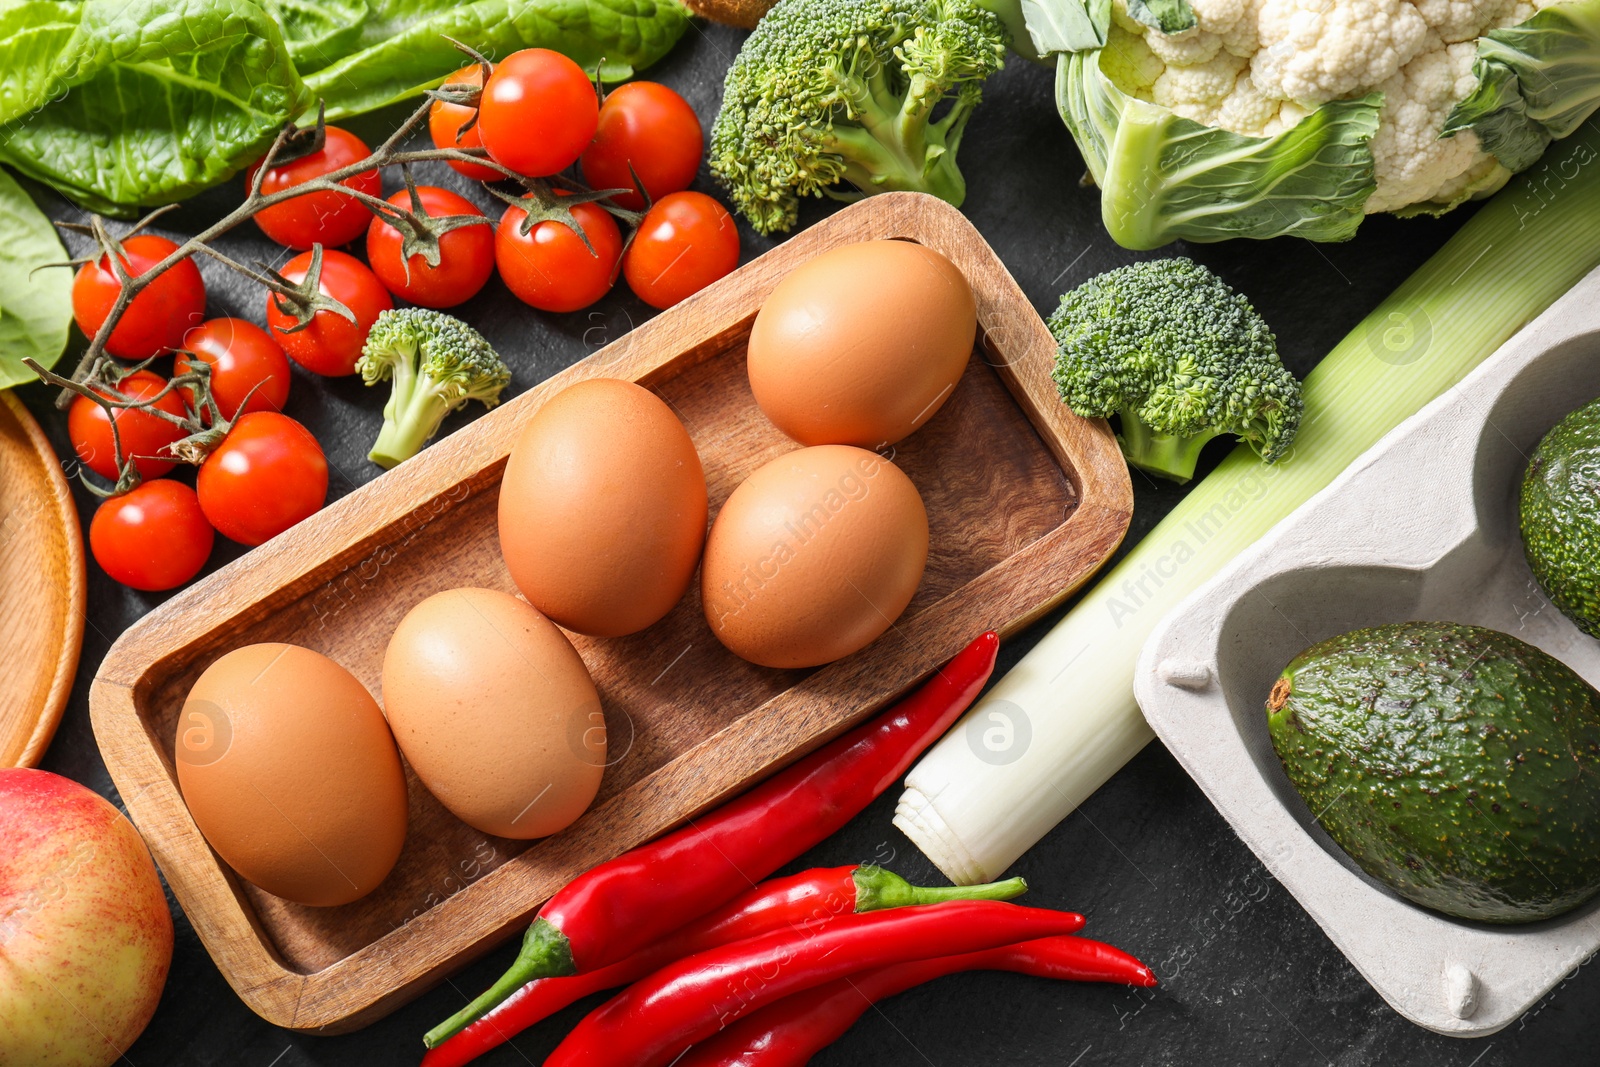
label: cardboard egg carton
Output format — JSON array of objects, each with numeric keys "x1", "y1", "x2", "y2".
[{"x1": 1135, "y1": 268, "x2": 1600, "y2": 1036}]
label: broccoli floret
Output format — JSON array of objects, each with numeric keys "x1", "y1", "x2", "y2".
[
  {"x1": 710, "y1": 0, "x2": 1008, "y2": 235},
  {"x1": 1048, "y1": 258, "x2": 1302, "y2": 484},
  {"x1": 357, "y1": 308, "x2": 511, "y2": 469}
]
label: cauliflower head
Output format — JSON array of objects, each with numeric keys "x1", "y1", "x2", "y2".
[
  {"x1": 1104, "y1": 0, "x2": 1556, "y2": 213},
  {"x1": 1030, "y1": 0, "x2": 1600, "y2": 247}
]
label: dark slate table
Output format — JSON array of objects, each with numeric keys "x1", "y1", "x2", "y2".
[{"x1": 21, "y1": 19, "x2": 1597, "y2": 1067}]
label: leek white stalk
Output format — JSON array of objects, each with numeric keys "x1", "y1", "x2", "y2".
[{"x1": 896, "y1": 118, "x2": 1600, "y2": 884}]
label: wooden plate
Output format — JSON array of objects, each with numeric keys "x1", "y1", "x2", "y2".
[
  {"x1": 0, "y1": 389, "x2": 85, "y2": 768},
  {"x1": 89, "y1": 194, "x2": 1133, "y2": 1033}
]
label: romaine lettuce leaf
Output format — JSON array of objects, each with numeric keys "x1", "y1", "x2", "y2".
[
  {"x1": 0, "y1": 0, "x2": 306, "y2": 215},
  {"x1": 262, "y1": 0, "x2": 368, "y2": 72},
  {"x1": 0, "y1": 0, "x2": 79, "y2": 123},
  {"x1": 0, "y1": 167, "x2": 70, "y2": 389},
  {"x1": 304, "y1": 0, "x2": 691, "y2": 121}
]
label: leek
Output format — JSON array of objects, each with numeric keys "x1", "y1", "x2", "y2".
[{"x1": 895, "y1": 117, "x2": 1600, "y2": 885}]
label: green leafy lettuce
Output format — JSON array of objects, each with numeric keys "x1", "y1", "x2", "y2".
[
  {"x1": 0, "y1": 0, "x2": 308, "y2": 215},
  {"x1": 0, "y1": 0, "x2": 689, "y2": 214},
  {"x1": 262, "y1": 0, "x2": 369, "y2": 72},
  {"x1": 304, "y1": 0, "x2": 692, "y2": 121},
  {"x1": 0, "y1": 167, "x2": 71, "y2": 389}
]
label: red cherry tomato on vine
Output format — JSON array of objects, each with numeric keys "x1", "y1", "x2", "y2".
[
  {"x1": 177, "y1": 318, "x2": 291, "y2": 421},
  {"x1": 366, "y1": 187, "x2": 494, "y2": 308},
  {"x1": 623, "y1": 192, "x2": 740, "y2": 310},
  {"x1": 71, "y1": 234, "x2": 206, "y2": 360},
  {"x1": 198, "y1": 412, "x2": 328, "y2": 546},
  {"x1": 478, "y1": 49, "x2": 598, "y2": 178},
  {"x1": 495, "y1": 196, "x2": 622, "y2": 313},
  {"x1": 90, "y1": 480, "x2": 214, "y2": 592},
  {"x1": 429, "y1": 65, "x2": 502, "y2": 182},
  {"x1": 581, "y1": 82, "x2": 703, "y2": 211},
  {"x1": 266, "y1": 249, "x2": 392, "y2": 376},
  {"x1": 248, "y1": 127, "x2": 381, "y2": 250},
  {"x1": 67, "y1": 369, "x2": 187, "y2": 481}
]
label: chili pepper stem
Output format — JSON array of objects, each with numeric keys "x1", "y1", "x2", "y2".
[
  {"x1": 851, "y1": 866, "x2": 1027, "y2": 912},
  {"x1": 425, "y1": 919, "x2": 575, "y2": 1048}
]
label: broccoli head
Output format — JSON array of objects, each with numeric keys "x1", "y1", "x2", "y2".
[
  {"x1": 357, "y1": 308, "x2": 511, "y2": 469},
  {"x1": 710, "y1": 0, "x2": 1008, "y2": 235},
  {"x1": 1048, "y1": 258, "x2": 1302, "y2": 484}
]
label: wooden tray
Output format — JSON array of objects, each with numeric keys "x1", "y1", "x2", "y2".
[
  {"x1": 1, "y1": 389, "x2": 85, "y2": 767},
  {"x1": 90, "y1": 193, "x2": 1132, "y2": 1033}
]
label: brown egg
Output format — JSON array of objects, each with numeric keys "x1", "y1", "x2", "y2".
[
  {"x1": 702, "y1": 445, "x2": 928, "y2": 668},
  {"x1": 381, "y1": 588, "x2": 605, "y2": 839},
  {"x1": 499, "y1": 379, "x2": 708, "y2": 637},
  {"x1": 746, "y1": 240, "x2": 977, "y2": 450},
  {"x1": 175, "y1": 644, "x2": 407, "y2": 907}
]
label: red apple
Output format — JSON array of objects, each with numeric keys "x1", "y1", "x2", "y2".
[{"x1": 0, "y1": 769, "x2": 173, "y2": 1066}]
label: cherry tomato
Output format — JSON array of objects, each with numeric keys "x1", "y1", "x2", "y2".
[
  {"x1": 248, "y1": 127, "x2": 381, "y2": 249},
  {"x1": 623, "y1": 192, "x2": 740, "y2": 310},
  {"x1": 197, "y1": 412, "x2": 328, "y2": 546},
  {"x1": 429, "y1": 65, "x2": 502, "y2": 182},
  {"x1": 366, "y1": 187, "x2": 495, "y2": 308},
  {"x1": 71, "y1": 234, "x2": 206, "y2": 360},
  {"x1": 478, "y1": 49, "x2": 598, "y2": 178},
  {"x1": 177, "y1": 318, "x2": 291, "y2": 422},
  {"x1": 495, "y1": 195, "x2": 622, "y2": 313},
  {"x1": 90, "y1": 480, "x2": 214, "y2": 592},
  {"x1": 581, "y1": 82, "x2": 703, "y2": 211},
  {"x1": 68, "y1": 369, "x2": 188, "y2": 481},
  {"x1": 266, "y1": 249, "x2": 392, "y2": 376}
]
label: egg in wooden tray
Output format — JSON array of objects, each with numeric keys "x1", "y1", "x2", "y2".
[{"x1": 91, "y1": 195, "x2": 1131, "y2": 1030}]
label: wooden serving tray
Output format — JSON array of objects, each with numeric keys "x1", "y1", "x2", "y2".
[
  {"x1": 90, "y1": 193, "x2": 1132, "y2": 1033},
  {"x1": 0, "y1": 390, "x2": 85, "y2": 767}
]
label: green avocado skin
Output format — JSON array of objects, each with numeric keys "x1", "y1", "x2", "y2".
[
  {"x1": 1522, "y1": 399, "x2": 1600, "y2": 637},
  {"x1": 1267, "y1": 622, "x2": 1600, "y2": 924}
]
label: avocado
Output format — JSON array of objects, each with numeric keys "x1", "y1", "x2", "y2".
[
  {"x1": 1522, "y1": 398, "x2": 1600, "y2": 637},
  {"x1": 1266, "y1": 621, "x2": 1600, "y2": 924}
]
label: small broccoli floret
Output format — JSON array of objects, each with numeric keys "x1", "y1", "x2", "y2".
[
  {"x1": 710, "y1": 0, "x2": 1008, "y2": 235},
  {"x1": 1048, "y1": 258, "x2": 1302, "y2": 483},
  {"x1": 357, "y1": 308, "x2": 511, "y2": 469}
]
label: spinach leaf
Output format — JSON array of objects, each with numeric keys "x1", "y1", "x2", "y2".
[
  {"x1": 305, "y1": 0, "x2": 690, "y2": 120},
  {"x1": 0, "y1": 0, "x2": 306, "y2": 215},
  {"x1": 0, "y1": 168, "x2": 71, "y2": 389}
]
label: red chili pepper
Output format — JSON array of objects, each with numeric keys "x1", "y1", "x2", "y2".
[
  {"x1": 423, "y1": 865, "x2": 1029, "y2": 1067},
  {"x1": 674, "y1": 935, "x2": 1157, "y2": 1067},
  {"x1": 544, "y1": 900, "x2": 1086, "y2": 1067},
  {"x1": 424, "y1": 632, "x2": 1000, "y2": 1047}
]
